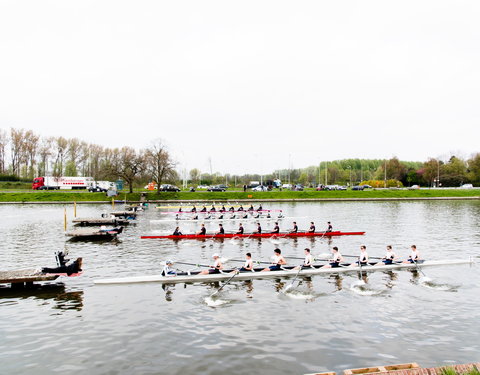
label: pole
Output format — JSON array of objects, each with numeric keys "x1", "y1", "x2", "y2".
[
  {"x1": 64, "y1": 207, "x2": 67, "y2": 231},
  {"x1": 74, "y1": 201, "x2": 77, "y2": 218},
  {"x1": 112, "y1": 197, "x2": 115, "y2": 209}
]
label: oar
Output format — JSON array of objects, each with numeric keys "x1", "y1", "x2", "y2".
[
  {"x1": 413, "y1": 259, "x2": 428, "y2": 277},
  {"x1": 225, "y1": 258, "x2": 272, "y2": 265},
  {"x1": 209, "y1": 269, "x2": 239, "y2": 297},
  {"x1": 284, "y1": 255, "x2": 327, "y2": 262},
  {"x1": 285, "y1": 265, "x2": 304, "y2": 291},
  {"x1": 343, "y1": 254, "x2": 383, "y2": 260},
  {"x1": 174, "y1": 261, "x2": 213, "y2": 268}
]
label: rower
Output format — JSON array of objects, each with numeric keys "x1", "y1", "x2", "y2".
[
  {"x1": 216, "y1": 224, "x2": 225, "y2": 235},
  {"x1": 178, "y1": 208, "x2": 182, "y2": 213},
  {"x1": 218, "y1": 214, "x2": 224, "y2": 219},
  {"x1": 210, "y1": 205, "x2": 216, "y2": 212},
  {"x1": 200, "y1": 206, "x2": 207, "y2": 212},
  {"x1": 199, "y1": 253, "x2": 223, "y2": 275},
  {"x1": 229, "y1": 206, "x2": 235, "y2": 212},
  {"x1": 257, "y1": 204, "x2": 263, "y2": 212},
  {"x1": 261, "y1": 248, "x2": 287, "y2": 271},
  {"x1": 233, "y1": 252, "x2": 254, "y2": 273},
  {"x1": 294, "y1": 248, "x2": 314, "y2": 270},
  {"x1": 289, "y1": 221, "x2": 298, "y2": 233},
  {"x1": 191, "y1": 206, "x2": 197, "y2": 213},
  {"x1": 404, "y1": 245, "x2": 420, "y2": 263},
  {"x1": 172, "y1": 227, "x2": 182, "y2": 236},
  {"x1": 266, "y1": 213, "x2": 271, "y2": 218},
  {"x1": 376, "y1": 245, "x2": 397, "y2": 266},
  {"x1": 308, "y1": 221, "x2": 315, "y2": 233},
  {"x1": 326, "y1": 221, "x2": 333, "y2": 232},
  {"x1": 248, "y1": 204, "x2": 254, "y2": 211},
  {"x1": 236, "y1": 223, "x2": 244, "y2": 234},
  {"x1": 256, "y1": 222, "x2": 262, "y2": 234},
  {"x1": 242, "y1": 213, "x2": 248, "y2": 219},
  {"x1": 321, "y1": 247, "x2": 344, "y2": 268},
  {"x1": 175, "y1": 214, "x2": 180, "y2": 220},
  {"x1": 254, "y1": 213, "x2": 260, "y2": 219},
  {"x1": 238, "y1": 205, "x2": 244, "y2": 211},
  {"x1": 197, "y1": 224, "x2": 207, "y2": 235},
  {"x1": 192, "y1": 215, "x2": 199, "y2": 220},
  {"x1": 162, "y1": 260, "x2": 177, "y2": 276},
  {"x1": 271, "y1": 222, "x2": 280, "y2": 234},
  {"x1": 350, "y1": 245, "x2": 368, "y2": 267},
  {"x1": 220, "y1": 205, "x2": 226, "y2": 213}
]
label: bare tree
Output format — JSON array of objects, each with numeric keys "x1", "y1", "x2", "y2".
[
  {"x1": 0, "y1": 129, "x2": 8, "y2": 174},
  {"x1": 107, "y1": 147, "x2": 146, "y2": 193},
  {"x1": 53, "y1": 137, "x2": 68, "y2": 177},
  {"x1": 24, "y1": 130, "x2": 39, "y2": 179},
  {"x1": 145, "y1": 140, "x2": 176, "y2": 194},
  {"x1": 10, "y1": 128, "x2": 25, "y2": 176}
]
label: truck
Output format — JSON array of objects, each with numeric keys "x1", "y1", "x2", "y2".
[
  {"x1": 88, "y1": 181, "x2": 117, "y2": 193},
  {"x1": 32, "y1": 176, "x2": 95, "y2": 190}
]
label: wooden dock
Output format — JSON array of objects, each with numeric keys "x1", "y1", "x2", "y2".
[
  {"x1": 110, "y1": 211, "x2": 138, "y2": 218},
  {"x1": 306, "y1": 362, "x2": 480, "y2": 375},
  {"x1": 0, "y1": 268, "x2": 59, "y2": 287},
  {"x1": 72, "y1": 217, "x2": 131, "y2": 226},
  {"x1": 66, "y1": 227, "x2": 122, "y2": 239}
]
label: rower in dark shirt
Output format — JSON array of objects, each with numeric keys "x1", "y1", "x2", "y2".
[
  {"x1": 210, "y1": 205, "x2": 216, "y2": 212},
  {"x1": 200, "y1": 206, "x2": 207, "y2": 212},
  {"x1": 271, "y1": 222, "x2": 280, "y2": 234},
  {"x1": 257, "y1": 204, "x2": 263, "y2": 212},
  {"x1": 308, "y1": 222, "x2": 315, "y2": 233},
  {"x1": 172, "y1": 227, "x2": 182, "y2": 236},
  {"x1": 289, "y1": 221, "x2": 298, "y2": 233},
  {"x1": 248, "y1": 205, "x2": 254, "y2": 211},
  {"x1": 220, "y1": 205, "x2": 226, "y2": 213},
  {"x1": 191, "y1": 206, "x2": 197, "y2": 213},
  {"x1": 256, "y1": 223, "x2": 262, "y2": 234},
  {"x1": 229, "y1": 206, "x2": 235, "y2": 212},
  {"x1": 238, "y1": 205, "x2": 244, "y2": 212},
  {"x1": 326, "y1": 221, "x2": 333, "y2": 232},
  {"x1": 197, "y1": 224, "x2": 206, "y2": 235},
  {"x1": 216, "y1": 224, "x2": 224, "y2": 235},
  {"x1": 236, "y1": 223, "x2": 244, "y2": 234}
]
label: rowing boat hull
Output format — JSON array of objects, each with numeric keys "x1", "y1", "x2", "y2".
[
  {"x1": 94, "y1": 259, "x2": 473, "y2": 285},
  {"x1": 140, "y1": 231, "x2": 365, "y2": 239}
]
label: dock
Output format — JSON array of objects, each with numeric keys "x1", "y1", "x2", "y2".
[
  {"x1": 0, "y1": 268, "x2": 59, "y2": 287},
  {"x1": 72, "y1": 217, "x2": 131, "y2": 226},
  {"x1": 110, "y1": 211, "x2": 138, "y2": 218},
  {"x1": 66, "y1": 227, "x2": 123, "y2": 239}
]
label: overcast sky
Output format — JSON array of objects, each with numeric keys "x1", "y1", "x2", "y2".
[{"x1": 1, "y1": 1, "x2": 479, "y2": 175}]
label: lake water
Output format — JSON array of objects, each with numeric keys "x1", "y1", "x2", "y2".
[{"x1": 0, "y1": 201, "x2": 479, "y2": 375}]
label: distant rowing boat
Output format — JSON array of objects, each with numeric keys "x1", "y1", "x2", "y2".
[
  {"x1": 94, "y1": 259, "x2": 473, "y2": 285},
  {"x1": 150, "y1": 216, "x2": 299, "y2": 223},
  {"x1": 140, "y1": 230, "x2": 365, "y2": 240},
  {"x1": 158, "y1": 209, "x2": 283, "y2": 215}
]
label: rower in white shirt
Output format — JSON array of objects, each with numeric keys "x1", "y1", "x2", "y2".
[
  {"x1": 232, "y1": 252, "x2": 254, "y2": 273},
  {"x1": 199, "y1": 253, "x2": 223, "y2": 274},
  {"x1": 261, "y1": 248, "x2": 287, "y2": 272},
  {"x1": 294, "y1": 248, "x2": 314, "y2": 270},
  {"x1": 322, "y1": 247, "x2": 344, "y2": 268},
  {"x1": 350, "y1": 245, "x2": 368, "y2": 267},
  {"x1": 161, "y1": 260, "x2": 177, "y2": 276},
  {"x1": 375, "y1": 245, "x2": 397, "y2": 266},
  {"x1": 404, "y1": 245, "x2": 420, "y2": 263}
]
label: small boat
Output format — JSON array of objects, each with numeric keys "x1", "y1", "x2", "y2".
[
  {"x1": 159, "y1": 209, "x2": 282, "y2": 215},
  {"x1": 94, "y1": 259, "x2": 473, "y2": 285},
  {"x1": 140, "y1": 230, "x2": 365, "y2": 240},
  {"x1": 66, "y1": 226, "x2": 123, "y2": 240},
  {"x1": 150, "y1": 215, "x2": 293, "y2": 223}
]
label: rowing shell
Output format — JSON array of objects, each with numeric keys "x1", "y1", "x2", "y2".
[
  {"x1": 140, "y1": 230, "x2": 365, "y2": 240},
  {"x1": 94, "y1": 259, "x2": 473, "y2": 285},
  {"x1": 150, "y1": 216, "x2": 296, "y2": 223},
  {"x1": 159, "y1": 209, "x2": 282, "y2": 215}
]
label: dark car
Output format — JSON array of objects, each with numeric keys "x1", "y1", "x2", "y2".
[
  {"x1": 161, "y1": 184, "x2": 180, "y2": 192},
  {"x1": 294, "y1": 184, "x2": 304, "y2": 191},
  {"x1": 207, "y1": 185, "x2": 226, "y2": 192},
  {"x1": 352, "y1": 185, "x2": 365, "y2": 191}
]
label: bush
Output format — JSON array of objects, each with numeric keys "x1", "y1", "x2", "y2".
[
  {"x1": 0, "y1": 174, "x2": 20, "y2": 182},
  {"x1": 360, "y1": 179, "x2": 404, "y2": 188}
]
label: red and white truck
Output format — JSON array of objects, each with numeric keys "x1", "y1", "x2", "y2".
[{"x1": 32, "y1": 176, "x2": 95, "y2": 190}]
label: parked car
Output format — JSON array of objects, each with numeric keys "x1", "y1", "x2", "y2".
[
  {"x1": 460, "y1": 184, "x2": 473, "y2": 189},
  {"x1": 252, "y1": 185, "x2": 268, "y2": 192},
  {"x1": 197, "y1": 185, "x2": 209, "y2": 189},
  {"x1": 281, "y1": 184, "x2": 292, "y2": 190},
  {"x1": 337, "y1": 186, "x2": 347, "y2": 191},
  {"x1": 324, "y1": 185, "x2": 339, "y2": 190},
  {"x1": 160, "y1": 184, "x2": 181, "y2": 192},
  {"x1": 409, "y1": 185, "x2": 420, "y2": 190},
  {"x1": 352, "y1": 185, "x2": 365, "y2": 191},
  {"x1": 294, "y1": 184, "x2": 304, "y2": 191},
  {"x1": 207, "y1": 185, "x2": 226, "y2": 192},
  {"x1": 316, "y1": 184, "x2": 325, "y2": 191}
]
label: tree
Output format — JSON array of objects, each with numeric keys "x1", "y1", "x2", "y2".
[
  {"x1": 53, "y1": 137, "x2": 68, "y2": 177},
  {"x1": 0, "y1": 129, "x2": 8, "y2": 174},
  {"x1": 145, "y1": 140, "x2": 176, "y2": 194},
  {"x1": 441, "y1": 156, "x2": 467, "y2": 186},
  {"x1": 10, "y1": 128, "x2": 25, "y2": 176},
  {"x1": 467, "y1": 153, "x2": 480, "y2": 184},
  {"x1": 107, "y1": 147, "x2": 146, "y2": 193},
  {"x1": 189, "y1": 168, "x2": 201, "y2": 183}
]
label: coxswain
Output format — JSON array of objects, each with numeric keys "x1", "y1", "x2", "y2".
[
  {"x1": 161, "y1": 260, "x2": 176, "y2": 276},
  {"x1": 172, "y1": 227, "x2": 182, "y2": 236},
  {"x1": 248, "y1": 204, "x2": 254, "y2": 211},
  {"x1": 271, "y1": 222, "x2": 280, "y2": 234},
  {"x1": 375, "y1": 245, "x2": 397, "y2": 266},
  {"x1": 200, "y1": 205, "x2": 207, "y2": 212},
  {"x1": 216, "y1": 223, "x2": 225, "y2": 235},
  {"x1": 289, "y1": 221, "x2": 298, "y2": 233},
  {"x1": 236, "y1": 223, "x2": 244, "y2": 234},
  {"x1": 261, "y1": 248, "x2": 287, "y2": 271},
  {"x1": 199, "y1": 253, "x2": 223, "y2": 275},
  {"x1": 232, "y1": 252, "x2": 254, "y2": 273},
  {"x1": 322, "y1": 247, "x2": 344, "y2": 268},
  {"x1": 295, "y1": 248, "x2": 314, "y2": 270},
  {"x1": 238, "y1": 205, "x2": 244, "y2": 211},
  {"x1": 220, "y1": 205, "x2": 226, "y2": 213},
  {"x1": 326, "y1": 221, "x2": 333, "y2": 232},
  {"x1": 308, "y1": 222, "x2": 315, "y2": 233},
  {"x1": 210, "y1": 205, "x2": 216, "y2": 213},
  {"x1": 197, "y1": 224, "x2": 207, "y2": 235},
  {"x1": 350, "y1": 245, "x2": 368, "y2": 267},
  {"x1": 191, "y1": 206, "x2": 197, "y2": 213},
  {"x1": 256, "y1": 222, "x2": 262, "y2": 234},
  {"x1": 404, "y1": 245, "x2": 420, "y2": 263}
]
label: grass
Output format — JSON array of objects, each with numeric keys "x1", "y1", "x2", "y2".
[
  {"x1": 440, "y1": 366, "x2": 480, "y2": 375},
  {"x1": 0, "y1": 188, "x2": 479, "y2": 202}
]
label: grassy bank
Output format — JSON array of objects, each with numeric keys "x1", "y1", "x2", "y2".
[{"x1": 0, "y1": 189, "x2": 479, "y2": 202}]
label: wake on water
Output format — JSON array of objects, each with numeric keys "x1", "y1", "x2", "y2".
[
  {"x1": 419, "y1": 277, "x2": 459, "y2": 292},
  {"x1": 349, "y1": 280, "x2": 384, "y2": 296}
]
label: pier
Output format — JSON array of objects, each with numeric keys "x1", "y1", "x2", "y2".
[
  {"x1": 0, "y1": 269, "x2": 59, "y2": 288},
  {"x1": 72, "y1": 217, "x2": 131, "y2": 226}
]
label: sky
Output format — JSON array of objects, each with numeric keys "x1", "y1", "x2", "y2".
[{"x1": 1, "y1": 1, "x2": 479, "y2": 175}]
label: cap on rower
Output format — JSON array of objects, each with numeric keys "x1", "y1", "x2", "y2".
[
  {"x1": 166, "y1": 260, "x2": 173, "y2": 265},
  {"x1": 212, "y1": 253, "x2": 220, "y2": 258}
]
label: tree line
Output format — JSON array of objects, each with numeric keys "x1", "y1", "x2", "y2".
[{"x1": 0, "y1": 128, "x2": 176, "y2": 193}]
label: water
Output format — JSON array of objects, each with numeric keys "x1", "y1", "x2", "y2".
[{"x1": 0, "y1": 201, "x2": 479, "y2": 374}]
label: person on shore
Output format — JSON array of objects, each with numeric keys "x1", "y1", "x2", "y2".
[
  {"x1": 294, "y1": 248, "x2": 314, "y2": 270},
  {"x1": 261, "y1": 248, "x2": 287, "y2": 271},
  {"x1": 326, "y1": 221, "x2": 333, "y2": 232},
  {"x1": 233, "y1": 252, "x2": 254, "y2": 273},
  {"x1": 308, "y1": 222, "x2": 315, "y2": 233},
  {"x1": 236, "y1": 223, "x2": 244, "y2": 235},
  {"x1": 350, "y1": 245, "x2": 368, "y2": 267},
  {"x1": 216, "y1": 224, "x2": 225, "y2": 235},
  {"x1": 172, "y1": 227, "x2": 182, "y2": 236},
  {"x1": 197, "y1": 224, "x2": 206, "y2": 235},
  {"x1": 404, "y1": 245, "x2": 420, "y2": 263},
  {"x1": 162, "y1": 260, "x2": 176, "y2": 276},
  {"x1": 289, "y1": 221, "x2": 298, "y2": 233},
  {"x1": 271, "y1": 222, "x2": 280, "y2": 234},
  {"x1": 199, "y1": 254, "x2": 223, "y2": 274},
  {"x1": 322, "y1": 247, "x2": 344, "y2": 268},
  {"x1": 375, "y1": 245, "x2": 397, "y2": 266}
]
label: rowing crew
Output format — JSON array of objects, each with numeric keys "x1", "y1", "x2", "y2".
[
  {"x1": 185, "y1": 204, "x2": 264, "y2": 213},
  {"x1": 174, "y1": 211, "x2": 280, "y2": 221},
  {"x1": 161, "y1": 245, "x2": 421, "y2": 276},
  {"x1": 172, "y1": 221, "x2": 332, "y2": 236}
]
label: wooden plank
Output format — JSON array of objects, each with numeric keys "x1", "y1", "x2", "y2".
[{"x1": 0, "y1": 268, "x2": 58, "y2": 284}]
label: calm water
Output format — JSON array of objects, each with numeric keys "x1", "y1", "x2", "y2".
[{"x1": 0, "y1": 201, "x2": 479, "y2": 375}]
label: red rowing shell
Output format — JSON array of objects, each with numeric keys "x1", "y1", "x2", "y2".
[{"x1": 140, "y1": 231, "x2": 365, "y2": 239}]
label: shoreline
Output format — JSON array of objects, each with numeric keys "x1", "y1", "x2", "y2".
[{"x1": 1, "y1": 196, "x2": 479, "y2": 204}]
